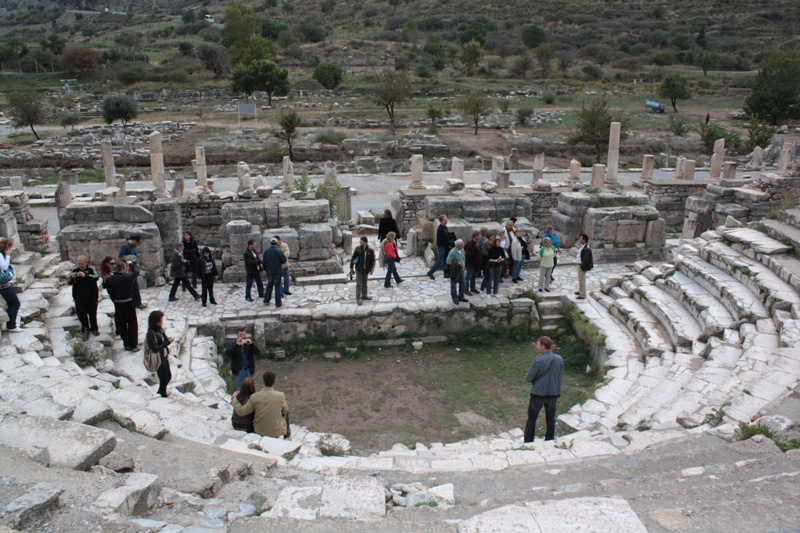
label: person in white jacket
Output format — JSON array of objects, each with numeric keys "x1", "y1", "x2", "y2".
[{"x1": 510, "y1": 228, "x2": 527, "y2": 283}]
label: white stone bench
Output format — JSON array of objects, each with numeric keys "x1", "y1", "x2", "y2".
[{"x1": 658, "y1": 270, "x2": 736, "y2": 337}]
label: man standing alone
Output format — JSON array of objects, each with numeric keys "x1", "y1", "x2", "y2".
[
  {"x1": 243, "y1": 239, "x2": 263, "y2": 302},
  {"x1": 524, "y1": 336, "x2": 564, "y2": 443},
  {"x1": 262, "y1": 237, "x2": 287, "y2": 309},
  {"x1": 68, "y1": 255, "x2": 99, "y2": 337},
  {"x1": 575, "y1": 233, "x2": 593, "y2": 300},
  {"x1": 427, "y1": 214, "x2": 449, "y2": 280},
  {"x1": 350, "y1": 236, "x2": 376, "y2": 305}
]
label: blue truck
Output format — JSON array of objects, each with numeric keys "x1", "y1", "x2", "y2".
[{"x1": 645, "y1": 99, "x2": 666, "y2": 113}]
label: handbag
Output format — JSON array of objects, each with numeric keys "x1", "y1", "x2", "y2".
[
  {"x1": 0, "y1": 265, "x2": 14, "y2": 285},
  {"x1": 143, "y1": 331, "x2": 162, "y2": 373}
]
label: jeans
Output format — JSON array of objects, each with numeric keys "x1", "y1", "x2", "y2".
[
  {"x1": 74, "y1": 296, "x2": 98, "y2": 332},
  {"x1": 245, "y1": 272, "x2": 264, "y2": 300},
  {"x1": 169, "y1": 276, "x2": 198, "y2": 299},
  {"x1": 233, "y1": 369, "x2": 252, "y2": 392},
  {"x1": 486, "y1": 265, "x2": 502, "y2": 295},
  {"x1": 450, "y1": 270, "x2": 465, "y2": 301},
  {"x1": 114, "y1": 300, "x2": 138, "y2": 349},
  {"x1": 384, "y1": 258, "x2": 401, "y2": 287},
  {"x1": 524, "y1": 394, "x2": 558, "y2": 443},
  {"x1": 355, "y1": 269, "x2": 369, "y2": 300},
  {"x1": 0, "y1": 285, "x2": 20, "y2": 329},
  {"x1": 466, "y1": 266, "x2": 478, "y2": 292},
  {"x1": 551, "y1": 255, "x2": 558, "y2": 278},
  {"x1": 512, "y1": 259, "x2": 525, "y2": 280},
  {"x1": 157, "y1": 357, "x2": 172, "y2": 397},
  {"x1": 201, "y1": 274, "x2": 215, "y2": 305},
  {"x1": 282, "y1": 267, "x2": 291, "y2": 293},
  {"x1": 265, "y1": 273, "x2": 283, "y2": 307},
  {"x1": 427, "y1": 246, "x2": 448, "y2": 277}
]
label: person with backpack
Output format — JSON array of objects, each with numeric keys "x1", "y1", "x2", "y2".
[{"x1": 146, "y1": 310, "x2": 174, "y2": 398}]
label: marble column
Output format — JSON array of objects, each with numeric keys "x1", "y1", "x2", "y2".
[
  {"x1": 9, "y1": 176, "x2": 22, "y2": 191},
  {"x1": 409, "y1": 154, "x2": 424, "y2": 189},
  {"x1": 778, "y1": 142, "x2": 793, "y2": 174},
  {"x1": 451, "y1": 157, "x2": 464, "y2": 181},
  {"x1": 605, "y1": 121, "x2": 620, "y2": 186},
  {"x1": 590, "y1": 164, "x2": 606, "y2": 189},
  {"x1": 149, "y1": 131, "x2": 167, "y2": 195},
  {"x1": 113, "y1": 173, "x2": 126, "y2": 198},
  {"x1": 532, "y1": 153, "x2": 544, "y2": 182},
  {"x1": 508, "y1": 148, "x2": 520, "y2": 170},
  {"x1": 283, "y1": 156, "x2": 294, "y2": 191},
  {"x1": 55, "y1": 179, "x2": 72, "y2": 229},
  {"x1": 324, "y1": 161, "x2": 337, "y2": 186},
  {"x1": 101, "y1": 139, "x2": 116, "y2": 187},
  {"x1": 568, "y1": 159, "x2": 582, "y2": 183},
  {"x1": 683, "y1": 160, "x2": 696, "y2": 180},
  {"x1": 722, "y1": 161, "x2": 737, "y2": 181},
  {"x1": 237, "y1": 161, "x2": 252, "y2": 191},
  {"x1": 641, "y1": 154, "x2": 655, "y2": 180},
  {"x1": 674, "y1": 156, "x2": 686, "y2": 180},
  {"x1": 338, "y1": 185, "x2": 353, "y2": 224},
  {"x1": 709, "y1": 138, "x2": 725, "y2": 180},
  {"x1": 491, "y1": 156, "x2": 504, "y2": 182},
  {"x1": 749, "y1": 146, "x2": 763, "y2": 168},
  {"x1": 172, "y1": 175, "x2": 185, "y2": 199},
  {"x1": 195, "y1": 146, "x2": 208, "y2": 188}
]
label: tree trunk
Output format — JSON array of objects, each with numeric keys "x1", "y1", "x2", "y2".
[
  {"x1": 268, "y1": 93, "x2": 272, "y2": 105},
  {"x1": 287, "y1": 139, "x2": 294, "y2": 161},
  {"x1": 671, "y1": 99, "x2": 678, "y2": 113},
  {"x1": 473, "y1": 118, "x2": 478, "y2": 135},
  {"x1": 29, "y1": 124, "x2": 40, "y2": 140}
]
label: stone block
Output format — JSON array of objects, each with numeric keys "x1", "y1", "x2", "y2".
[
  {"x1": 558, "y1": 192, "x2": 596, "y2": 217},
  {"x1": 278, "y1": 200, "x2": 330, "y2": 227},
  {"x1": 492, "y1": 195, "x2": 517, "y2": 219},
  {"x1": 425, "y1": 196, "x2": 463, "y2": 219},
  {"x1": 514, "y1": 196, "x2": 532, "y2": 219},
  {"x1": 113, "y1": 205, "x2": 154, "y2": 223},
  {"x1": 264, "y1": 227, "x2": 299, "y2": 260},
  {"x1": 297, "y1": 223, "x2": 332, "y2": 260},
  {"x1": 461, "y1": 196, "x2": 495, "y2": 221},
  {"x1": 3, "y1": 482, "x2": 64, "y2": 529},
  {"x1": 645, "y1": 218, "x2": 666, "y2": 248},
  {"x1": 230, "y1": 232, "x2": 261, "y2": 261},
  {"x1": 614, "y1": 220, "x2": 646, "y2": 244},
  {"x1": 435, "y1": 218, "x2": 472, "y2": 245},
  {"x1": 93, "y1": 473, "x2": 159, "y2": 516},
  {"x1": 551, "y1": 212, "x2": 582, "y2": 247},
  {"x1": 221, "y1": 202, "x2": 267, "y2": 226},
  {"x1": 226, "y1": 220, "x2": 253, "y2": 235},
  {"x1": 357, "y1": 211, "x2": 375, "y2": 225},
  {"x1": 264, "y1": 198, "x2": 280, "y2": 227}
]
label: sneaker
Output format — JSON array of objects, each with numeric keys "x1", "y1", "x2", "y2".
[
  {"x1": 362, "y1": 296, "x2": 373, "y2": 301},
  {"x1": 7, "y1": 326, "x2": 22, "y2": 332},
  {"x1": 245, "y1": 297, "x2": 254, "y2": 302},
  {"x1": 169, "y1": 297, "x2": 179, "y2": 302},
  {"x1": 427, "y1": 273, "x2": 435, "y2": 280}
]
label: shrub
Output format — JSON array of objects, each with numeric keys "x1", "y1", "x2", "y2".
[
  {"x1": 70, "y1": 339, "x2": 110, "y2": 368},
  {"x1": 698, "y1": 122, "x2": 743, "y2": 152},
  {"x1": 312, "y1": 63, "x2": 343, "y2": 90},
  {"x1": 541, "y1": 91, "x2": 556, "y2": 104},
  {"x1": 668, "y1": 115, "x2": 692, "y2": 137},
  {"x1": 521, "y1": 25, "x2": 546, "y2": 48},
  {"x1": 649, "y1": 50, "x2": 676, "y2": 66},
  {"x1": 59, "y1": 110, "x2": 82, "y2": 130},
  {"x1": 744, "y1": 115, "x2": 777, "y2": 151},
  {"x1": 516, "y1": 106, "x2": 534, "y2": 126},
  {"x1": 416, "y1": 65, "x2": 432, "y2": 78},
  {"x1": 582, "y1": 64, "x2": 603, "y2": 80},
  {"x1": 314, "y1": 129, "x2": 345, "y2": 145}
]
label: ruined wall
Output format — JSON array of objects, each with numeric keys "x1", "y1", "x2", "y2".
[{"x1": 643, "y1": 180, "x2": 708, "y2": 230}]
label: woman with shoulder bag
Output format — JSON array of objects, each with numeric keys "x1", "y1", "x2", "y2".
[
  {"x1": 0, "y1": 238, "x2": 21, "y2": 332},
  {"x1": 383, "y1": 232, "x2": 403, "y2": 288},
  {"x1": 146, "y1": 310, "x2": 174, "y2": 398}
]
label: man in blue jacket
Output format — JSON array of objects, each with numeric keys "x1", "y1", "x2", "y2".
[
  {"x1": 524, "y1": 336, "x2": 564, "y2": 443},
  {"x1": 262, "y1": 237, "x2": 287, "y2": 309},
  {"x1": 427, "y1": 214, "x2": 450, "y2": 280}
]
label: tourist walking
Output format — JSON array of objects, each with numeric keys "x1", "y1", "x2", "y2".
[
  {"x1": 226, "y1": 327, "x2": 259, "y2": 391},
  {"x1": 538, "y1": 238, "x2": 556, "y2": 292},
  {"x1": 118, "y1": 235, "x2": 145, "y2": 309},
  {"x1": 426, "y1": 215, "x2": 450, "y2": 280},
  {"x1": 350, "y1": 236, "x2": 376, "y2": 305},
  {"x1": 199, "y1": 247, "x2": 218, "y2": 306},
  {"x1": 524, "y1": 336, "x2": 564, "y2": 443},
  {"x1": 231, "y1": 377, "x2": 256, "y2": 433},
  {"x1": 382, "y1": 232, "x2": 403, "y2": 288},
  {"x1": 575, "y1": 233, "x2": 593, "y2": 300},
  {"x1": 485, "y1": 235, "x2": 505, "y2": 297},
  {"x1": 168, "y1": 243, "x2": 200, "y2": 302},
  {"x1": 464, "y1": 230, "x2": 481, "y2": 296},
  {"x1": 182, "y1": 231, "x2": 200, "y2": 289},
  {"x1": 275, "y1": 236, "x2": 292, "y2": 296},
  {"x1": 447, "y1": 239, "x2": 468, "y2": 304},
  {"x1": 68, "y1": 255, "x2": 100, "y2": 337},
  {"x1": 231, "y1": 371, "x2": 290, "y2": 439},
  {"x1": 146, "y1": 310, "x2": 174, "y2": 398},
  {"x1": 377, "y1": 209, "x2": 400, "y2": 242},
  {"x1": 262, "y1": 237, "x2": 287, "y2": 308},
  {"x1": 243, "y1": 239, "x2": 264, "y2": 302},
  {"x1": 541, "y1": 225, "x2": 560, "y2": 281},
  {"x1": 0, "y1": 238, "x2": 21, "y2": 332},
  {"x1": 103, "y1": 258, "x2": 140, "y2": 351}
]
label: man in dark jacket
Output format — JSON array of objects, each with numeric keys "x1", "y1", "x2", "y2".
[
  {"x1": 426, "y1": 214, "x2": 450, "y2": 280},
  {"x1": 575, "y1": 233, "x2": 593, "y2": 300},
  {"x1": 524, "y1": 336, "x2": 564, "y2": 443},
  {"x1": 464, "y1": 231, "x2": 481, "y2": 296},
  {"x1": 350, "y1": 236, "x2": 376, "y2": 305},
  {"x1": 168, "y1": 243, "x2": 200, "y2": 302},
  {"x1": 68, "y1": 255, "x2": 99, "y2": 337},
  {"x1": 243, "y1": 239, "x2": 263, "y2": 302},
  {"x1": 262, "y1": 237, "x2": 287, "y2": 308},
  {"x1": 225, "y1": 327, "x2": 260, "y2": 391},
  {"x1": 103, "y1": 258, "x2": 140, "y2": 351},
  {"x1": 118, "y1": 235, "x2": 145, "y2": 309}
]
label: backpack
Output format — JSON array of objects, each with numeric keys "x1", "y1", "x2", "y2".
[
  {"x1": 0, "y1": 264, "x2": 14, "y2": 285},
  {"x1": 143, "y1": 331, "x2": 162, "y2": 373}
]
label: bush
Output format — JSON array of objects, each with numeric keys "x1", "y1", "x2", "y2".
[
  {"x1": 416, "y1": 65, "x2": 432, "y2": 78},
  {"x1": 668, "y1": 115, "x2": 692, "y2": 137},
  {"x1": 744, "y1": 115, "x2": 777, "y2": 151},
  {"x1": 516, "y1": 106, "x2": 534, "y2": 126},
  {"x1": 117, "y1": 64, "x2": 148, "y2": 85},
  {"x1": 698, "y1": 122, "x2": 743, "y2": 152},
  {"x1": 59, "y1": 110, "x2": 82, "y2": 130},
  {"x1": 649, "y1": 50, "x2": 676, "y2": 66},
  {"x1": 314, "y1": 129, "x2": 345, "y2": 145},
  {"x1": 297, "y1": 23, "x2": 325, "y2": 43},
  {"x1": 582, "y1": 64, "x2": 603, "y2": 80},
  {"x1": 541, "y1": 91, "x2": 556, "y2": 104},
  {"x1": 70, "y1": 339, "x2": 110, "y2": 368},
  {"x1": 521, "y1": 25, "x2": 546, "y2": 48},
  {"x1": 497, "y1": 99, "x2": 510, "y2": 113},
  {"x1": 312, "y1": 63, "x2": 343, "y2": 89}
]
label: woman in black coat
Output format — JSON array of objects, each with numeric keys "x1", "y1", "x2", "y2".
[
  {"x1": 231, "y1": 377, "x2": 256, "y2": 433},
  {"x1": 182, "y1": 231, "x2": 200, "y2": 289},
  {"x1": 199, "y1": 247, "x2": 218, "y2": 307},
  {"x1": 377, "y1": 209, "x2": 400, "y2": 242},
  {"x1": 147, "y1": 310, "x2": 174, "y2": 398}
]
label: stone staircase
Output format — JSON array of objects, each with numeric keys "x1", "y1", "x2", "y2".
[{"x1": 536, "y1": 293, "x2": 563, "y2": 331}]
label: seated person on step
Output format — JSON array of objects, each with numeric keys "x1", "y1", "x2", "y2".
[{"x1": 231, "y1": 371, "x2": 290, "y2": 439}]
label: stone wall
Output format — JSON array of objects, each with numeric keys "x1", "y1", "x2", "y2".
[
  {"x1": 0, "y1": 191, "x2": 49, "y2": 252},
  {"x1": 57, "y1": 221, "x2": 165, "y2": 272},
  {"x1": 643, "y1": 179, "x2": 708, "y2": 230},
  {"x1": 551, "y1": 191, "x2": 652, "y2": 248},
  {"x1": 583, "y1": 205, "x2": 666, "y2": 249},
  {"x1": 744, "y1": 173, "x2": 800, "y2": 206}
]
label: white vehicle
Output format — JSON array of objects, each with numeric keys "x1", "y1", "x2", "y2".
[{"x1": 204, "y1": 14, "x2": 215, "y2": 23}]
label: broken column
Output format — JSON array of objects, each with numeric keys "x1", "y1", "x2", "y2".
[
  {"x1": 709, "y1": 138, "x2": 725, "y2": 180},
  {"x1": 532, "y1": 153, "x2": 544, "y2": 183},
  {"x1": 722, "y1": 161, "x2": 737, "y2": 181},
  {"x1": 496, "y1": 171, "x2": 510, "y2": 188},
  {"x1": 195, "y1": 146, "x2": 208, "y2": 188},
  {"x1": 683, "y1": 160, "x2": 696, "y2": 180},
  {"x1": 451, "y1": 157, "x2": 464, "y2": 181},
  {"x1": 237, "y1": 161, "x2": 252, "y2": 192},
  {"x1": 674, "y1": 156, "x2": 686, "y2": 180},
  {"x1": 149, "y1": 131, "x2": 167, "y2": 195},
  {"x1": 172, "y1": 175, "x2": 185, "y2": 199},
  {"x1": 55, "y1": 179, "x2": 72, "y2": 229},
  {"x1": 282, "y1": 156, "x2": 294, "y2": 191},
  {"x1": 338, "y1": 185, "x2": 353, "y2": 225},
  {"x1": 491, "y1": 156, "x2": 505, "y2": 182},
  {"x1": 748, "y1": 146, "x2": 763, "y2": 168},
  {"x1": 508, "y1": 148, "x2": 520, "y2": 170},
  {"x1": 605, "y1": 121, "x2": 620, "y2": 187},
  {"x1": 590, "y1": 164, "x2": 605, "y2": 189},
  {"x1": 9, "y1": 176, "x2": 23, "y2": 191},
  {"x1": 408, "y1": 154, "x2": 424, "y2": 189},
  {"x1": 641, "y1": 154, "x2": 655, "y2": 180},
  {"x1": 113, "y1": 174, "x2": 126, "y2": 198},
  {"x1": 568, "y1": 159, "x2": 582, "y2": 183},
  {"x1": 101, "y1": 139, "x2": 116, "y2": 187},
  {"x1": 778, "y1": 142, "x2": 793, "y2": 174},
  {"x1": 324, "y1": 161, "x2": 337, "y2": 186}
]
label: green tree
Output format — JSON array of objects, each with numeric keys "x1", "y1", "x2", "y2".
[
  {"x1": 117, "y1": 32, "x2": 142, "y2": 52},
  {"x1": 276, "y1": 108, "x2": 302, "y2": 161},
  {"x1": 221, "y1": 1, "x2": 261, "y2": 66},
  {"x1": 59, "y1": 110, "x2": 82, "y2": 131},
  {"x1": 521, "y1": 25, "x2": 546, "y2": 48},
  {"x1": 313, "y1": 63, "x2": 344, "y2": 90},
  {"x1": 460, "y1": 21, "x2": 488, "y2": 46},
  {"x1": 369, "y1": 69, "x2": 410, "y2": 124},
  {"x1": 457, "y1": 92, "x2": 491, "y2": 135},
  {"x1": 555, "y1": 50, "x2": 573, "y2": 73},
  {"x1": 510, "y1": 53, "x2": 533, "y2": 79},
  {"x1": 178, "y1": 41, "x2": 194, "y2": 57},
  {"x1": 230, "y1": 59, "x2": 289, "y2": 104},
  {"x1": 744, "y1": 115, "x2": 777, "y2": 152},
  {"x1": 39, "y1": 34, "x2": 66, "y2": 56},
  {"x1": 744, "y1": 51, "x2": 800, "y2": 125},
  {"x1": 533, "y1": 43, "x2": 554, "y2": 78},
  {"x1": 426, "y1": 104, "x2": 443, "y2": 134},
  {"x1": 388, "y1": 0, "x2": 401, "y2": 11},
  {"x1": 61, "y1": 46, "x2": 100, "y2": 77},
  {"x1": 321, "y1": 0, "x2": 335, "y2": 14},
  {"x1": 236, "y1": 36, "x2": 278, "y2": 65},
  {"x1": 101, "y1": 94, "x2": 138, "y2": 133},
  {"x1": 459, "y1": 40, "x2": 484, "y2": 76},
  {"x1": 696, "y1": 23, "x2": 708, "y2": 49},
  {"x1": 658, "y1": 73, "x2": 692, "y2": 112},
  {"x1": 698, "y1": 122, "x2": 742, "y2": 152},
  {"x1": 567, "y1": 97, "x2": 630, "y2": 160},
  {"x1": 694, "y1": 50, "x2": 718, "y2": 75},
  {"x1": 6, "y1": 90, "x2": 45, "y2": 140}
]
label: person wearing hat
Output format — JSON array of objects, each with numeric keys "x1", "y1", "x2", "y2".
[{"x1": 262, "y1": 237, "x2": 287, "y2": 309}]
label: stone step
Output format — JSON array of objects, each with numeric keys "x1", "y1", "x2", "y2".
[
  {"x1": 722, "y1": 227, "x2": 792, "y2": 255},
  {"x1": 605, "y1": 294, "x2": 672, "y2": 357},
  {"x1": 781, "y1": 207, "x2": 800, "y2": 229},
  {"x1": 536, "y1": 300, "x2": 562, "y2": 315},
  {"x1": 296, "y1": 273, "x2": 348, "y2": 286},
  {"x1": 759, "y1": 219, "x2": 800, "y2": 250},
  {"x1": 13, "y1": 251, "x2": 41, "y2": 266},
  {"x1": 11, "y1": 263, "x2": 35, "y2": 292},
  {"x1": 621, "y1": 277, "x2": 704, "y2": 348},
  {"x1": 539, "y1": 314, "x2": 563, "y2": 327},
  {"x1": 2, "y1": 482, "x2": 65, "y2": 530},
  {"x1": 92, "y1": 472, "x2": 160, "y2": 516},
  {"x1": 658, "y1": 270, "x2": 736, "y2": 337}
]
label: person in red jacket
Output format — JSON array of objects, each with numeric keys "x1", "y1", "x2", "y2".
[{"x1": 383, "y1": 232, "x2": 403, "y2": 288}]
